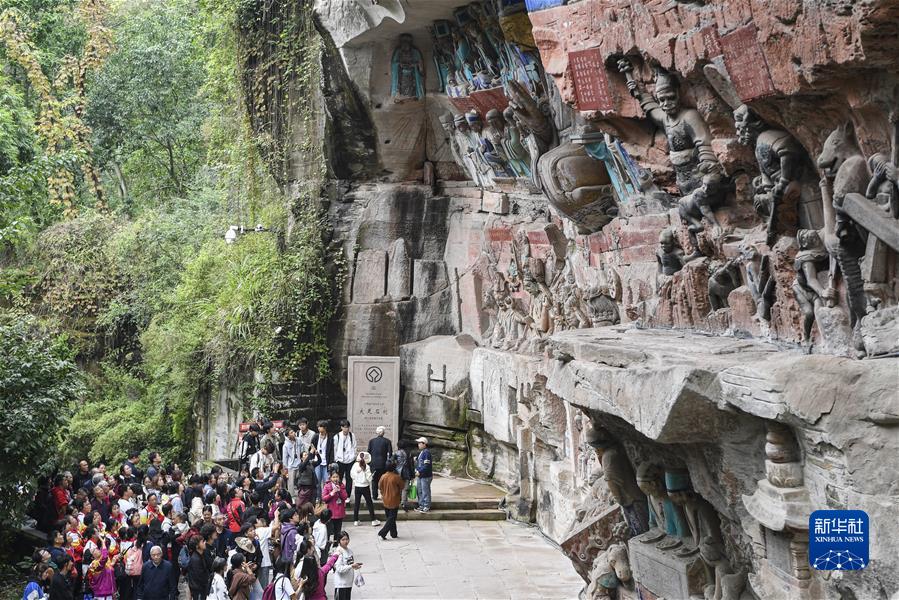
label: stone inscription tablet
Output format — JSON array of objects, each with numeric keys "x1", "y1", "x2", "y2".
[
  {"x1": 569, "y1": 48, "x2": 614, "y2": 112},
  {"x1": 347, "y1": 356, "x2": 400, "y2": 444},
  {"x1": 720, "y1": 24, "x2": 776, "y2": 101}
]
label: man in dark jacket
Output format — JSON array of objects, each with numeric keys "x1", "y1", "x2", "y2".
[
  {"x1": 49, "y1": 555, "x2": 73, "y2": 600},
  {"x1": 185, "y1": 537, "x2": 209, "y2": 600},
  {"x1": 367, "y1": 427, "x2": 393, "y2": 500},
  {"x1": 136, "y1": 546, "x2": 174, "y2": 600}
]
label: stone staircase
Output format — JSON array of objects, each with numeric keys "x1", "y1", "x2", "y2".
[
  {"x1": 348, "y1": 497, "x2": 506, "y2": 522},
  {"x1": 346, "y1": 476, "x2": 507, "y2": 522}
]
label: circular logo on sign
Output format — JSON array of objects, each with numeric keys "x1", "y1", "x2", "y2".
[{"x1": 365, "y1": 366, "x2": 383, "y2": 383}]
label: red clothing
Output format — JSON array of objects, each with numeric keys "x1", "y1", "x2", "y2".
[
  {"x1": 304, "y1": 554, "x2": 339, "y2": 600},
  {"x1": 226, "y1": 497, "x2": 245, "y2": 533},
  {"x1": 321, "y1": 482, "x2": 348, "y2": 519},
  {"x1": 51, "y1": 486, "x2": 69, "y2": 519}
]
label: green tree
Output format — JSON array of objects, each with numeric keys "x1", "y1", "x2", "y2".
[
  {"x1": 0, "y1": 311, "x2": 82, "y2": 524},
  {"x1": 86, "y1": 1, "x2": 207, "y2": 208}
]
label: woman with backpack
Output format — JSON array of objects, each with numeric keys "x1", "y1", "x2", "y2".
[
  {"x1": 267, "y1": 558, "x2": 301, "y2": 600},
  {"x1": 124, "y1": 525, "x2": 148, "y2": 596}
]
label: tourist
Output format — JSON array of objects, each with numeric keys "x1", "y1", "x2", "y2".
[
  {"x1": 48, "y1": 555, "x2": 73, "y2": 600},
  {"x1": 294, "y1": 448, "x2": 319, "y2": 508},
  {"x1": 23, "y1": 562, "x2": 54, "y2": 600},
  {"x1": 312, "y1": 509, "x2": 331, "y2": 566},
  {"x1": 86, "y1": 546, "x2": 117, "y2": 600},
  {"x1": 312, "y1": 421, "x2": 332, "y2": 497},
  {"x1": 50, "y1": 474, "x2": 70, "y2": 521},
  {"x1": 232, "y1": 537, "x2": 263, "y2": 600},
  {"x1": 366, "y1": 426, "x2": 393, "y2": 501},
  {"x1": 249, "y1": 443, "x2": 275, "y2": 479},
  {"x1": 46, "y1": 526, "x2": 67, "y2": 567},
  {"x1": 135, "y1": 546, "x2": 174, "y2": 600},
  {"x1": 118, "y1": 484, "x2": 139, "y2": 515},
  {"x1": 185, "y1": 536, "x2": 208, "y2": 600},
  {"x1": 124, "y1": 526, "x2": 148, "y2": 593},
  {"x1": 330, "y1": 531, "x2": 362, "y2": 600},
  {"x1": 225, "y1": 487, "x2": 245, "y2": 548},
  {"x1": 270, "y1": 558, "x2": 296, "y2": 600},
  {"x1": 296, "y1": 552, "x2": 339, "y2": 600},
  {"x1": 146, "y1": 453, "x2": 163, "y2": 480},
  {"x1": 225, "y1": 554, "x2": 256, "y2": 600},
  {"x1": 207, "y1": 558, "x2": 228, "y2": 600},
  {"x1": 394, "y1": 441, "x2": 414, "y2": 511},
  {"x1": 240, "y1": 426, "x2": 261, "y2": 471},
  {"x1": 259, "y1": 422, "x2": 283, "y2": 461},
  {"x1": 296, "y1": 418, "x2": 315, "y2": 452},
  {"x1": 349, "y1": 452, "x2": 378, "y2": 527},
  {"x1": 277, "y1": 508, "x2": 300, "y2": 563},
  {"x1": 281, "y1": 428, "x2": 301, "y2": 498},
  {"x1": 251, "y1": 512, "x2": 277, "y2": 590},
  {"x1": 377, "y1": 459, "x2": 404, "y2": 541},
  {"x1": 414, "y1": 437, "x2": 433, "y2": 513},
  {"x1": 332, "y1": 421, "x2": 356, "y2": 495},
  {"x1": 123, "y1": 452, "x2": 143, "y2": 482},
  {"x1": 321, "y1": 471, "x2": 348, "y2": 545}
]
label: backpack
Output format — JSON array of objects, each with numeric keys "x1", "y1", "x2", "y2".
[
  {"x1": 261, "y1": 574, "x2": 284, "y2": 600},
  {"x1": 124, "y1": 546, "x2": 143, "y2": 577},
  {"x1": 178, "y1": 546, "x2": 190, "y2": 569}
]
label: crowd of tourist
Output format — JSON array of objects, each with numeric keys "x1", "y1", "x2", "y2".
[{"x1": 25, "y1": 417, "x2": 435, "y2": 600}]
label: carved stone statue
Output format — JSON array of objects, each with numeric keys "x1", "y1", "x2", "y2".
[
  {"x1": 665, "y1": 470, "x2": 724, "y2": 557},
  {"x1": 483, "y1": 109, "x2": 515, "y2": 177},
  {"x1": 708, "y1": 257, "x2": 742, "y2": 312},
  {"x1": 586, "y1": 542, "x2": 633, "y2": 600},
  {"x1": 699, "y1": 536, "x2": 746, "y2": 600},
  {"x1": 656, "y1": 228, "x2": 685, "y2": 275},
  {"x1": 734, "y1": 105, "x2": 806, "y2": 246},
  {"x1": 454, "y1": 113, "x2": 492, "y2": 187},
  {"x1": 619, "y1": 59, "x2": 727, "y2": 250},
  {"x1": 866, "y1": 151, "x2": 898, "y2": 217},
  {"x1": 586, "y1": 426, "x2": 649, "y2": 537},
  {"x1": 744, "y1": 248, "x2": 776, "y2": 323},
  {"x1": 507, "y1": 79, "x2": 555, "y2": 181},
  {"x1": 500, "y1": 106, "x2": 532, "y2": 177},
  {"x1": 584, "y1": 286, "x2": 620, "y2": 327},
  {"x1": 467, "y1": 110, "x2": 512, "y2": 178},
  {"x1": 390, "y1": 34, "x2": 424, "y2": 101},
  {"x1": 816, "y1": 122, "x2": 870, "y2": 329},
  {"x1": 537, "y1": 142, "x2": 620, "y2": 235},
  {"x1": 793, "y1": 228, "x2": 832, "y2": 343},
  {"x1": 636, "y1": 462, "x2": 688, "y2": 546}
]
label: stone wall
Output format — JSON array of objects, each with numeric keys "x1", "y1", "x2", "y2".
[{"x1": 250, "y1": 0, "x2": 899, "y2": 597}]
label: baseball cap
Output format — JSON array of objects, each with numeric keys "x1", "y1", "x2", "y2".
[{"x1": 415, "y1": 437, "x2": 428, "y2": 444}]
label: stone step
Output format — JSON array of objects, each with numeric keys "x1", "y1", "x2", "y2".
[
  {"x1": 348, "y1": 498, "x2": 500, "y2": 511},
  {"x1": 349, "y1": 508, "x2": 506, "y2": 522}
]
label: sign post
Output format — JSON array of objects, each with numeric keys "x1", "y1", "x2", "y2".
[{"x1": 347, "y1": 356, "x2": 401, "y2": 444}]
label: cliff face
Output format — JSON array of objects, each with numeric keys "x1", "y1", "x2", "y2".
[{"x1": 233, "y1": 0, "x2": 899, "y2": 597}]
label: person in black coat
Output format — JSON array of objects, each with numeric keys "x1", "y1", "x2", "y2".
[
  {"x1": 136, "y1": 546, "x2": 174, "y2": 600},
  {"x1": 367, "y1": 427, "x2": 393, "y2": 500},
  {"x1": 185, "y1": 537, "x2": 209, "y2": 600},
  {"x1": 49, "y1": 555, "x2": 74, "y2": 600}
]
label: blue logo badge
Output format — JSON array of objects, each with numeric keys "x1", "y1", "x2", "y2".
[{"x1": 809, "y1": 510, "x2": 869, "y2": 570}]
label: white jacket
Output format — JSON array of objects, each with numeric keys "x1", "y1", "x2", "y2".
[
  {"x1": 332, "y1": 546, "x2": 356, "y2": 589},
  {"x1": 350, "y1": 464, "x2": 373, "y2": 488},
  {"x1": 209, "y1": 573, "x2": 229, "y2": 600}
]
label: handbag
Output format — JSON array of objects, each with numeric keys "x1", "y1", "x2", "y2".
[
  {"x1": 407, "y1": 481, "x2": 418, "y2": 501},
  {"x1": 354, "y1": 573, "x2": 365, "y2": 588}
]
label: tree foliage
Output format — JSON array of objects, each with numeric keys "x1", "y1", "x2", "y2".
[{"x1": 0, "y1": 311, "x2": 82, "y2": 524}]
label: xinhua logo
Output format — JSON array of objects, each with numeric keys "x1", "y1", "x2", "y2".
[
  {"x1": 365, "y1": 366, "x2": 383, "y2": 383},
  {"x1": 809, "y1": 510, "x2": 869, "y2": 570}
]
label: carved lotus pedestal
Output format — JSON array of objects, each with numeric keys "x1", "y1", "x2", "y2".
[
  {"x1": 629, "y1": 530, "x2": 705, "y2": 599},
  {"x1": 743, "y1": 480, "x2": 820, "y2": 600}
]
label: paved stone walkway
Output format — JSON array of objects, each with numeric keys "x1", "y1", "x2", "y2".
[{"x1": 340, "y1": 519, "x2": 583, "y2": 599}]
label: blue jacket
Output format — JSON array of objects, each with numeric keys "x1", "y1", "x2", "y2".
[
  {"x1": 136, "y1": 559, "x2": 174, "y2": 600},
  {"x1": 416, "y1": 449, "x2": 433, "y2": 478}
]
